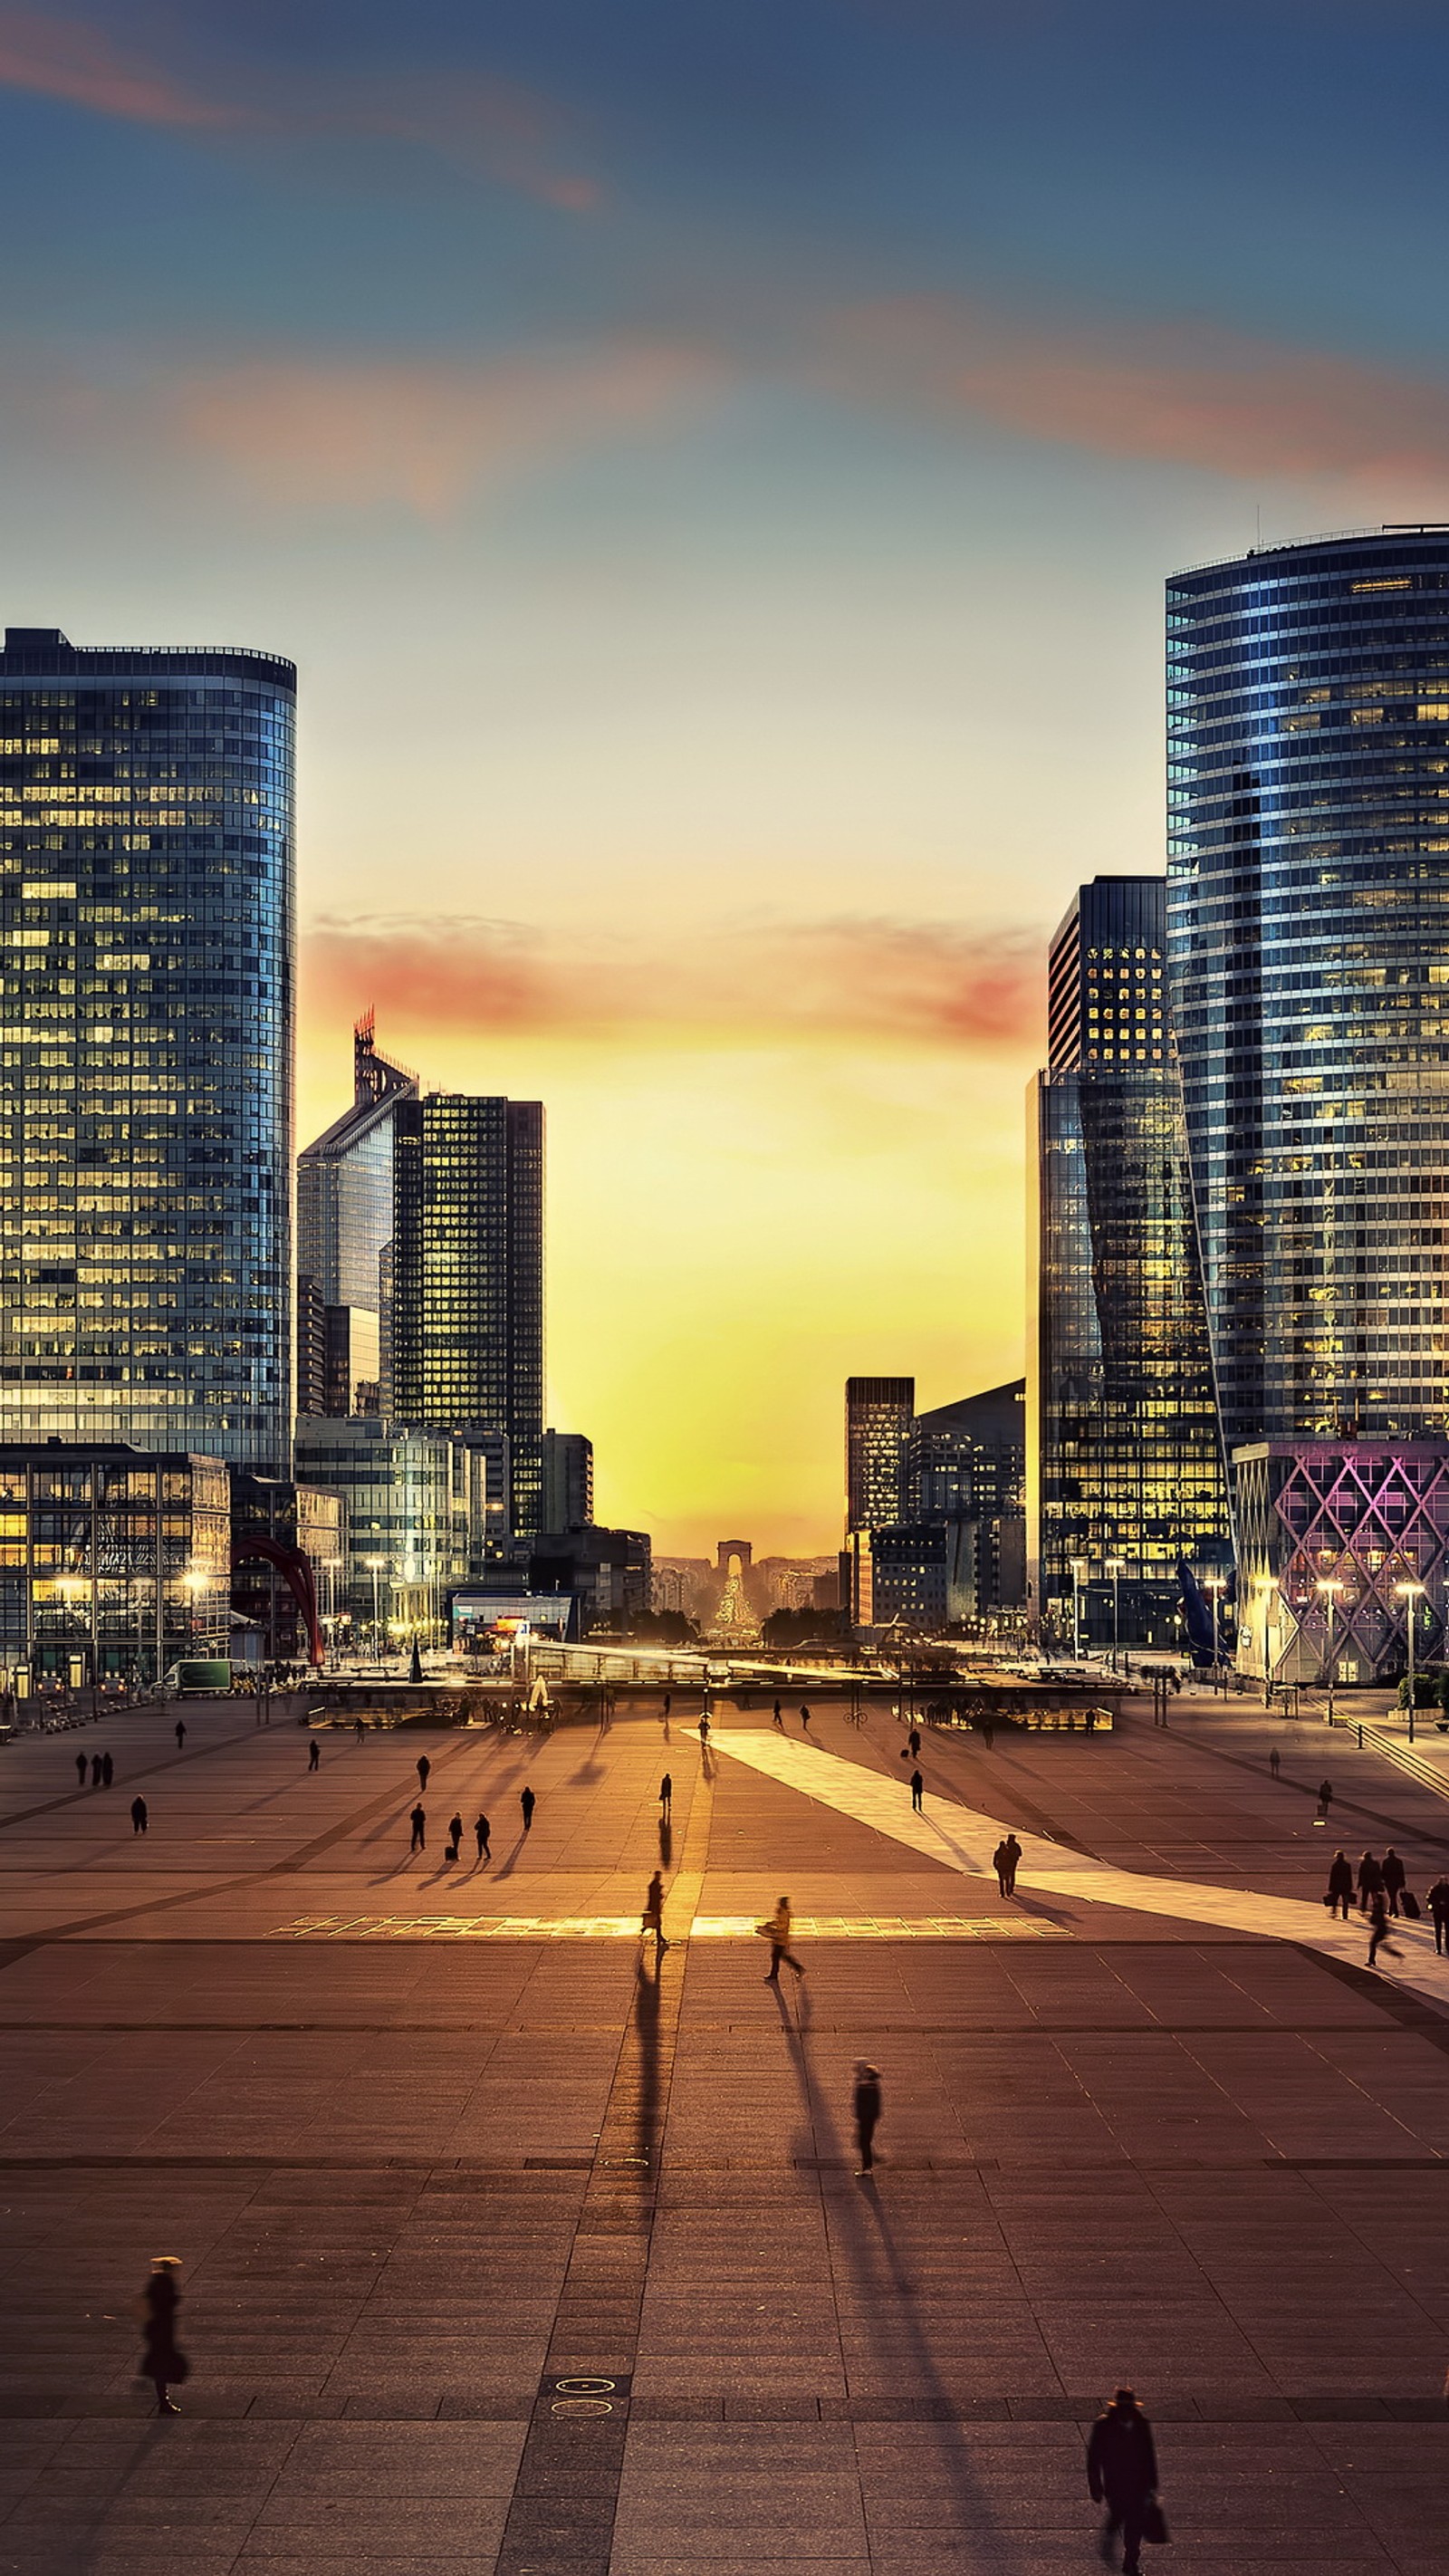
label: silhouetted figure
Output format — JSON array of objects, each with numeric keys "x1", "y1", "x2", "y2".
[
  {"x1": 91, "y1": 1753, "x2": 102, "y2": 1787},
  {"x1": 520, "y1": 1786, "x2": 535, "y2": 1831},
  {"x1": 409, "y1": 1803, "x2": 426, "y2": 1853},
  {"x1": 1269, "y1": 1745, "x2": 1281, "y2": 1779},
  {"x1": 910, "y1": 1767, "x2": 924, "y2": 1812},
  {"x1": 1002, "y1": 1832, "x2": 1022, "y2": 1895},
  {"x1": 101, "y1": 1752, "x2": 113, "y2": 1788},
  {"x1": 993, "y1": 1838, "x2": 1012, "y2": 1895},
  {"x1": 659, "y1": 1773, "x2": 673, "y2": 1818},
  {"x1": 697, "y1": 1713, "x2": 710, "y2": 1745},
  {"x1": 1327, "y1": 1850, "x2": 1353, "y2": 1918},
  {"x1": 475, "y1": 1812, "x2": 491, "y2": 1861},
  {"x1": 1358, "y1": 1850, "x2": 1384, "y2": 1911},
  {"x1": 982, "y1": 1719, "x2": 995, "y2": 1750},
  {"x1": 354, "y1": 1716, "x2": 364, "y2": 1742},
  {"x1": 908, "y1": 1727, "x2": 921, "y2": 1758},
  {"x1": 416, "y1": 1754, "x2": 430, "y2": 1793},
  {"x1": 308, "y1": 1738, "x2": 320, "y2": 1772},
  {"x1": 174, "y1": 1719, "x2": 187, "y2": 1750},
  {"x1": 763, "y1": 1895, "x2": 804, "y2": 1982},
  {"x1": 1383, "y1": 1847, "x2": 1406, "y2": 1916},
  {"x1": 799, "y1": 1703, "x2": 811, "y2": 1731},
  {"x1": 1317, "y1": 1778, "x2": 1334, "y2": 1819},
  {"x1": 641, "y1": 1868, "x2": 668, "y2": 1952},
  {"x1": 1429, "y1": 1875, "x2": 1449, "y2": 1955},
  {"x1": 130, "y1": 1796, "x2": 148, "y2": 1836},
  {"x1": 75, "y1": 1751, "x2": 86, "y2": 1787},
  {"x1": 446, "y1": 1812, "x2": 463, "y2": 1863},
  {"x1": 139, "y1": 2256, "x2": 187, "y2": 2416},
  {"x1": 1367, "y1": 1885, "x2": 1400, "y2": 1970},
  {"x1": 772, "y1": 1699, "x2": 783, "y2": 1728},
  {"x1": 662, "y1": 1692, "x2": 671, "y2": 1722},
  {"x1": 1087, "y1": 2387, "x2": 1158, "y2": 2576},
  {"x1": 853, "y1": 2060, "x2": 881, "y2": 2173}
]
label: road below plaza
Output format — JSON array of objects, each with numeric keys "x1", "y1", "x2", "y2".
[{"x1": 0, "y1": 1690, "x2": 1445, "y2": 2574}]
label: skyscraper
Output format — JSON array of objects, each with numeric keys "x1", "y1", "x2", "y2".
[
  {"x1": 1029, "y1": 876, "x2": 1227, "y2": 1648},
  {"x1": 389, "y1": 1091, "x2": 545, "y2": 1530},
  {"x1": 845, "y1": 1377, "x2": 915, "y2": 1531},
  {"x1": 541, "y1": 1428, "x2": 593, "y2": 1532},
  {"x1": 0, "y1": 626, "x2": 294, "y2": 1466},
  {"x1": 1166, "y1": 528, "x2": 1449, "y2": 1457},
  {"x1": 297, "y1": 1017, "x2": 417, "y2": 1418}
]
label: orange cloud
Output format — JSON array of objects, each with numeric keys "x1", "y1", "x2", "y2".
[
  {"x1": 818, "y1": 295, "x2": 1449, "y2": 485},
  {"x1": 0, "y1": 8, "x2": 599, "y2": 208},
  {"x1": 302, "y1": 912, "x2": 1043, "y2": 1053},
  {"x1": 170, "y1": 341, "x2": 724, "y2": 512}
]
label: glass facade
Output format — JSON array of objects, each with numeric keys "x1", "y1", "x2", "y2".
[
  {"x1": 0, "y1": 628, "x2": 294, "y2": 1467},
  {"x1": 292, "y1": 1416, "x2": 469, "y2": 1648},
  {"x1": 1166, "y1": 530, "x2": 1449, "y2": 1461},
  {"x1": 297, "y1": 1017, "x2": 417, "y2": 1420},
  {"x1": 845, "y1": 1377, "x2": 915, "y2": 1532},
  {"x1": 1236, "y1": 1437, "x2": 1449, "y2": 1685},
  {"x1": 0, "y1": 1443, "x2": 229, "y2": 1683},
  {"x1": 1048, "y1": 876, "x2": 1171, "y2": 1072}
]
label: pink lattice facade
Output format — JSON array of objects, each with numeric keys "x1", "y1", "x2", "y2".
[{"x1": 1234, "y1": 1439, "x2": 1449, "y2": 1687}]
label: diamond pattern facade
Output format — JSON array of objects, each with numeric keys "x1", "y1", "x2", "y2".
[{"x1": 1235, "y1": 1437, "x2": 1449, "y2": 1684}]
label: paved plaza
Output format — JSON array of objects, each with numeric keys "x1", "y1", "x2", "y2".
[{"x1": 0, "y1": 1691, "x2": 1447, "y2": 2572}]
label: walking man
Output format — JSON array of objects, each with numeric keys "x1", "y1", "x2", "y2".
[
  {"x1": 1358, "y1": 1850, "x2": 1384, "y2": 1912},
  {"x1": 1428, "y1": 1874, "x2": 1449, "y2": 1955},
  {"x1": 130, "y1": 1795, "x2": 148, "y2": 1836},
  {"x1": 799, "y1": 1703, "x2": 811, "y2": 1731},
  {"x1": 354, "y1": 1716, "x2": 364, "y2": 1743},
  {"x1": 1383, "y1": 1847, "x2": 1406, "y2": 1917},
  {"x1": 308, "y1": 1737, "x2": 320, "y2": 1772},
  {"x1": 1367, "y1": 1884, "x2": 1400, "y2": 1971},
  {"x1": 416, "y1": 1754, "x2": 430, "y2": 1793},
  {"x1": 663, "y1": 1692, "x2": 671, "y2": 1724},
  {"x1": 75, "y1": 1750, "x2": 86, "y2": 1787},
  {"x1": 910, "y1": 1767, "x2": 925, "y2": 1812},
  {"x1": 697, "y1": 1712, "x2": 710, "y2": 1746},
  {"x1": 641, "y1": 1868, "x2": 668, "y2": 1953},
  {"x1": 1087, "y1": 2386, "x2": 1158, "y2": 2576},
  {"x1": 446, "y1": 1812, "x2": 463, "y2": 1864},
  {"x1": 91, "y1": 1751, "x2": 102, "y2": 1787},
  {"x1": 101, "y1": 1751, "x2": 113, "y2": 1787},
  {"x1": 1317, "y1": 1777, "x2": 1334, "y2": 1820},
  {"x1": 853, "y1": 2060, "x2": 881, "y2": 2174},
  {"x1": 1269, "y1": 1745, "x2": 1281, "y2": 1780},
  {"x1": 659, "y1": 1773, "x2": 673, "y2": 1820},
  {"x1": 409, "y1": 1802, "x2": 426, "y2": 1854},
  {"x1": 908, "y1": 1726, "x2": 921, "y2": 1759},
  {"x1": 139, "y1": 2255, "x2": 187, "y2": 2417},
  {"x1": 521, "y1": 1785, "x2": 535, "y2": 1831},
  {"x1": 772, "y1": 1698, "x2": 783, "y2": 1728},
  {"x1": 474, "y1": 1811, "x2": 492, "y2": 1862},
  {"x1": 1327, "y1": 1850, "x2": 1354, "y2": 1918},
  {"x1": 174, "y1": 1719, "x2": 187, "y2": 1751},
  {"x1": 762, "y1": 1895, "x2": 805, "y2": 1983},
  {"x1": 993, "y1": 1837, "x2": 1011, "y2": 1896},
  {"x1": 1002, "y1": 1832, "x2": 1022, "y2": 1895}
]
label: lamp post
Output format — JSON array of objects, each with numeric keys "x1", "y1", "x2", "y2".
[
  {"x1": 1202, "y1": 1575, "x2": 1225, "y2": 1688},
  {"x1": 1105, "y1": 1557, "x2": 1126, "y2": 1675},
  {"x1": 363, "y1": 1556, "x2": 385, "y2": 1661},
  {"x1": 1396, "y1": 1579, "x2": 1426, "y2": 1742},
  {"x1": 1315, "y1": 1577, "x2": 1344, "y2": 1724},
  {"x1": 1070, "y1": 1558, "x2": 1089, "y2": 1664}
]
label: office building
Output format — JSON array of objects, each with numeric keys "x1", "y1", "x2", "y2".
[
  {"x1": 1029, "y1": 876, "x2": 1229, "y2": 1649},
  {"x1": 229, "y1": 1473, "x2": 345, "y2": 1666},
  {"x1": 909, "y1": 1379, "x2": 1026, "y2": 1612},
  {"x1": 292, "y1": 1416, "x2": 469, "y2": 1648},
  {"x1": 297, "y1": 1016, "x2": 417, "y2": 1420},
  {"x1": 1235, "y1": 1438, "x2": 1449, "y2": 1686},
  {"x1": 846, "y1": 1377, "x2": 915, "y2": 1532},
  {"x1": 541, "y1": 1428, "x2": 593, "y2": 1532},
  {"x1": 0, "y1": 627, "x2": 294, "y2": 1466},
  {"x1": 529, "y1": 1524, "x2": 651, "y2": 1638},
  {"x1": 0, "y1": 1442, "x2": 230, "y2": 1687},
  {"x1": 1166, "y1": 529, "x2": 1449, "y2": 1459},
  {"x1": 389, "y1": 1091, "x2": 545, "y2": 1530}
]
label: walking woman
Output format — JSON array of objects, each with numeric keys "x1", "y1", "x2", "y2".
[{"x1": 139, "y1": 2255, "x2": 188, "y2": 2416}]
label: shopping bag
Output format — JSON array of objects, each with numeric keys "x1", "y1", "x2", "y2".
[{"x1": 1142, "y1": 2495, "x2": 1169, "y2": 2546}]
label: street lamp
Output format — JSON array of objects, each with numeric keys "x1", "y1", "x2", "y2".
[
  {"x1": 1202, "y1": 1574, "x2": 1226, "y2": 1687},
  {"x1": 1105, "y1": 1557, "x2": 1126, "y2": 1674},
  {"x1": 1315, "y1": 1577, "x2": 1344, "y2": 1724},
  {"x1": 1069, "y1": 1558, "x2": 1090, "y2": 1663},
  {"x1": 363, "y1": 1557, "x2": 385, "y2": 1659},
  {"x1": 1396, "y1": 1579, "x2": 1426, "y2": 1740}
]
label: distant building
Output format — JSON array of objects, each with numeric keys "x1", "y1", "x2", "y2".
[
  {"x1": 868, "y1": 1523, "x2": 979, "y2": 1632},
  {"x1": 0, "y1": 626, "x2": 295, "y2": 1467},
  {"x1": 530, "y1": 1525, "x2": 651, "y2": 1637},
  {"x1": 0, "y1": 1443, "x2": 230, "y2": 1687},
  {"x1": 908, "y1": 1379, "x2": 1026, "y2": 1613},
  {"x1": 651, "y1": 1558, "x2": 712, "y2": 1620},
  {"x1": 292, "y1": 1416, "x2": 469, "y2": 1648},
  {"x1": 297, "y1": 1016, "x2": 417, "y2": 1422},
  {"x1": 541, "y1": 1429, "x2": 593, "y2": 1532},
  {"x1": 230, "y1": 1473, "x2": 345, "y2": 1665},
  {"x1": 846, "y1": 1377, "x2": 915, "y2": 1532}
]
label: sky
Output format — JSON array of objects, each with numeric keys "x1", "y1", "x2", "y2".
[{"x1": 6, "y1": 0, "x2": 1449, "y2": 1552}]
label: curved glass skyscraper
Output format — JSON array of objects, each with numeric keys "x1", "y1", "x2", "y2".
[
  {"x1": 0, "y1": 627, "x2": 295, "y2": 1467},
  {"x1": 1166, "y1": 530, "x2": 1449, "y2": 1458}
]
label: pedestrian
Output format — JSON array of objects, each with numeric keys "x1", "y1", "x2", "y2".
[
  {"x1": 908, "y1": 1726, "x2": 921, "y2": 1758},
  {"x1": 1428, "y1": 1875, "x2": 1449, "y2": 1956},
  {"x1": 174, "y1": 1719, "x2": 187, "y2": 1750},
  {"x1": 800, "y1": 1703, "x2": 811, "y2": 1731},
  {"x1": 698, "y1": 1712, "x2": 710, "y2": 1745},
  {"x1": 641, "y1": 1868, "x2": 668, "y2": 1952},
  {"x1": 1382, "y1": 1847, "x2": 1406, "y2": 1917},
  {"x1": 761, "y1": 1895, "x2": 805, "y2": 1982},
  {"x1": 354, "y1": 1716, "x2": 364, "y2": 1743},
  {"x1": 409, "y1": 1802, "x2": 426, "y2": 1853},
  {"x1": 1327, "y1": 1850, "x2": 1353, "y2": 1919},
  {"x1": 1317, "y1": 1777, "x2": 1334, "y2": 1819},
  {"x1": 475, "y1": 1811, "x2": 491, "y2": 1862},
  {"x1": 416, "y1": 1754, "x2": 430, "y2": 1793},
  {"x1": 130, "y1": 1796, "x2": 148, "y2": 1836},
  {"x1": 1358, "y1": 1850, "x2": 1384, "y2": 1912},
  {"x1": 1087, "y1": 2386, "x2": 1159, "y2": 2576},
  {"x1": 663, "y1": 1692, "x2": 671, "y2": 1723},
  {"x1": 910, "y1": 1766, "x2": 925, "y2": 1812},
  {"x1": 993, "y1": 1837, "x2": 1011, "y2": 1896},
  {"x1": 982, "y1": 1719, "x2": 995, "y2": 1750},
  {"x1": 659, "y1": 1772, "x2": 673, "y2": 1818},
  {"x1": 307, "y1": 1737, "x2": 320, "y2": 1772},
  {"x1": 139, "y1": 2255, "x2": 187, "y2": 2416},
  {"x1": 1367, "y1": 1885, "x2": 1400, "y2": 1971},
  {"x1": 101, "y1": 1751, "x2": 113, "y2": 1788},
  {"x1": 853, "y1": 2060, "x2": 881, "y2": 2174},
  {"x1": 1269, "y1": 1745, "x2": 1281, "y2": 1779},
  {"x1": 521, "y1": 1785, "x2": 535, "y2": 1831},
  {"x1": 446, "y1": 1812, "x2": 463, "y2": 1864},
  {"x1": 772, "y1": 1698, "x2": 783, "y2": 1729},
  {"x1": 75, "y1": 1750, "x2": 86, "y2": 1787},
  {"x1": 1003, "y1": 1832, "x2": 1022, "y2": 1895}
]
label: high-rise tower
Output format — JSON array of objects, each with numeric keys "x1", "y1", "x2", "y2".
[
  {"x1": 0, "y1": 626, "x2": 295, "y2": 1466},
  {"x1": 1166, "y1": 529, "x2": 1449, "y2": 1456},
  {"x1": 297, "y1": 1017, "x2": 417, "y2": 1418}
]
